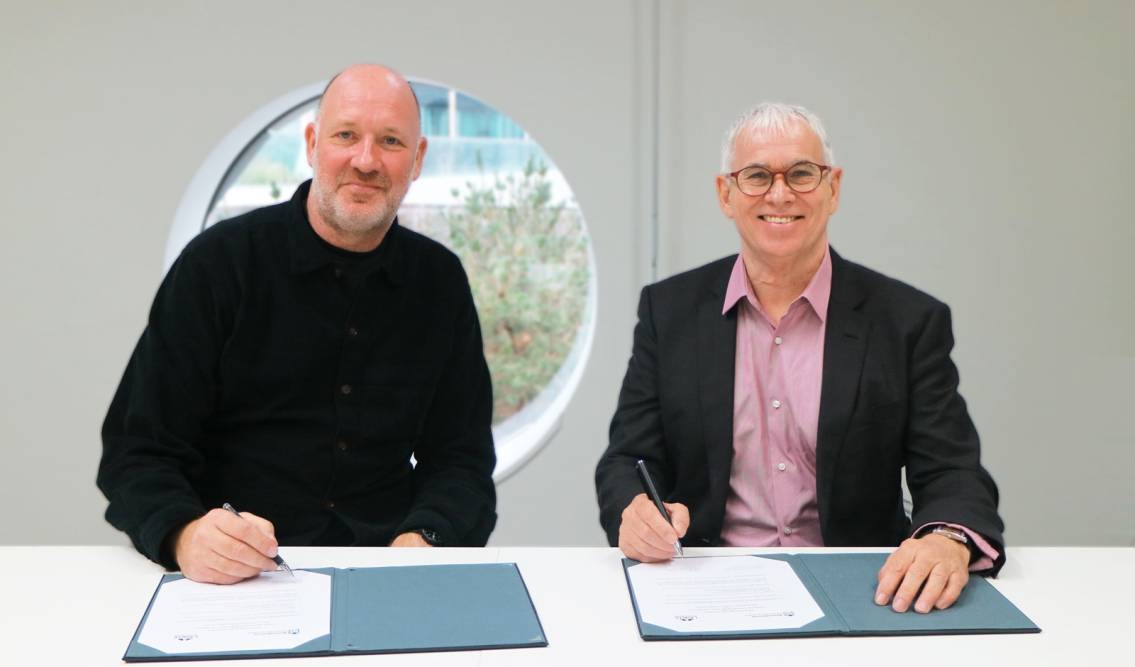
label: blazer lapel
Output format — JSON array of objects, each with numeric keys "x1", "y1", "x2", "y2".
[
  {"x1": 698, "y1": 265, "x2": 738, "y2": 505},
  {"x1": 816, "y1": 251, "x2": 869, "y2": 530}
]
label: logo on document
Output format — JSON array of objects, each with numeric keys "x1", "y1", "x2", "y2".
[
  {"x1": 174, "y1": 634, "x2": 198, "y2": 642},
  {"x1": 675, "y1": 615, "x2": 698, "y2": 622}
]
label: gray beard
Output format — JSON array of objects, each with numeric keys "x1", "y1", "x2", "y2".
[{"x1": 312, "y1": 181, "x2": 396, "y2": 239}]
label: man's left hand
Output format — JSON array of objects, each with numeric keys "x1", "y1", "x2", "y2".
[
  {"x1": 875, "y1": 533, "x2": 970, "y2": 613},
  {"x1": 390, "y1": 532, "x2": 433, "y2": 548}
]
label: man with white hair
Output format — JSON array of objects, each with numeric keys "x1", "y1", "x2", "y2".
[
  {"x1": 99, "y1": 64, "x2": 496, "y2": 584},
  {"x1": 596, "y1": 103, "x2": 1003, "y2": 613}
]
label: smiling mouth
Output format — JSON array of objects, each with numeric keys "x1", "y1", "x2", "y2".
[{"x1": 760, "y1": 215, "x2": 803, "y2": 225}]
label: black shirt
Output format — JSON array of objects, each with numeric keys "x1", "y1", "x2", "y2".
[{"x1": 98, "y1": 181, "x2": 496, "y2": 568}]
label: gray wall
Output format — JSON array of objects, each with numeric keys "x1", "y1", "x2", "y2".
[{"x1": 1, "y1": 1, "x2": 1131, "y2": 547}]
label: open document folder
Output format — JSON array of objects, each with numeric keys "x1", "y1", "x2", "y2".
[
  {"x1": 623, "y1": 553, "x2": 1039, "y2": 640},
  {"x1": 124, "y1": 563, "x2": 547, "y2": 662}
]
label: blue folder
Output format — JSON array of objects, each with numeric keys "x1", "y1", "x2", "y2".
[
  {"x1": 124, "y1": 562, "x2": 548, "y2": 661},
  {"x1": 624, "y1": 553, "x2": 1040, "y2": 640}
]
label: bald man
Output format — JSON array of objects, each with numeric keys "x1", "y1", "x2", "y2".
[{"x1": 99, "y1": 65, "x2": 497, "y2": 583}]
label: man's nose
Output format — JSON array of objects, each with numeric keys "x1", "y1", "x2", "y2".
[
  {"x1": 350, "y1": 137, "x2": 381, "y2": 172},
  {"x1": 763, "y1": 174, "x2": 795, "y2": 205}
]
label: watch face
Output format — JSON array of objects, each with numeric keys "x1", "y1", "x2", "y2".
[{"x1": 419, "y1": 529, "x2": 441, "y2": 545}]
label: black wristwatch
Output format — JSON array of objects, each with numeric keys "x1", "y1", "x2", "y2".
[{"x1": 414, "y1": 528, "x2": 444, "y2": 546}]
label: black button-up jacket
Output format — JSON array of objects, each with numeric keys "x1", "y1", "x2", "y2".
[{"x1": 98, "y1": 181, "x2": 496, "y2": 568}]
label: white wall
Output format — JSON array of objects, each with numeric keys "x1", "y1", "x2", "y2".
[{"x1": 1, "y1": 0, "x2": 1131, "y2": 547}]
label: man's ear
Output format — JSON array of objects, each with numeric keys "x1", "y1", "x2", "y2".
[
  {"x1": 827, "y1": 166, "x2": 843, "y2": 214},
  {"x1": 715, "y1": 174, "x2": 735, "y2": 219},
  {"x1": 411, "y1": 136, "x2": 428, "y2": 181},
  {"x1": 304, "y1": 122, "x2": 317, "y2": 167}
]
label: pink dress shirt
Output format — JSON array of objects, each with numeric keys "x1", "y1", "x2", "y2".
[
  {"x1": 720, "y1": 250, "x2": 831, "y2": 547},
  {"x1": 718, "y1": 250, "x2": 997, "y2": 570}
]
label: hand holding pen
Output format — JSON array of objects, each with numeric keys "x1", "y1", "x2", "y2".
[
  {"x1": 170, "y1": 504, "x2": 288, "y2": 585},
  {"x1": 617, "y1": 460, "x2": 689, "y2": 562},
  {"x1": 223, "y1": 503, "x2": 294, "y2": 577}
]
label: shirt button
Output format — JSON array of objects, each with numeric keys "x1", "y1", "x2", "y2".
[
  {"x1": 774, "y1": 336, "x2": 783, "y2": 345},
  {"x1": 340, "y1": 384, "x2": 352, "y2": 395},
  {"x1": 347, "y1": 326, "x2": 359, "y2": 337},
  {"x1": 777, "y1": 462, "x2": 787, "y2": 471},
  {"x1": 771, "y1": 399, "x2": 782, "y2": 409},
  {"x1": 783, "y1": 527, "x2": 793, "y2": 535},
  {"x1": 324, "y1": 500, "x2": 336, "y2": 509},
  {"x1": 337, "y1": 441, "x2": 349, "y2": 452},
  {"x1": 333, "y1": 267, "x2": 343, "y2": 279}
]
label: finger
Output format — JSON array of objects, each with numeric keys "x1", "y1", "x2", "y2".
[
  {"x1": 913, "y1": 565, "x2": 951, "y2": 613},
  {"x1": 934, "y1": 570, "x2": 969, "y2": 610},
  {"x1": 624, "y1": 512, "x2": 676, "y2": 560},
  {"x1": 181, "y1": 532, "x2": 265, "y2": 581},
  {"x1": 892, "y1": 560, "x2": 932, "y2": 613},
  {"x1": 181, "y1": 563, "x2": 237, "y2": 585},
  {"x1": 621, "y1": 499, "x2": 671, "y2": 562},
  {"x1": 631, "y1": 496, "x2": 679, "y2": 544},
  {"x1": 664, "y1": 502, "x2": 690, "y2": 538},
  {"x1": 239, "y1": 511, "x2": 277, "y2": 538},
  {"x1": 618, "y1": 522, "x2": 670, "y2": 562},
  {"x1": 207, "y1": 523, "x2": 278, "y2": 572},
  {"x1": 194, "y1": 563, "x2": 248, "y2": 585},
  {"x1": 874, "y1": 548, "x2": 913, "y2": 605},
  {"x1": 217, "y1": 537, "x2": 279, "y2": 572},
  {"x1": 618, "y1": 533, "x2": 654, "y2": 562},
  {"x1": 214, "y1": 511, "x2": 279, "y2": 559}
]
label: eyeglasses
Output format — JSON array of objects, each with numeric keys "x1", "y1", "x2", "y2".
[{"x1": 725, "y1": 161, "x2": 832, "y2": 196}]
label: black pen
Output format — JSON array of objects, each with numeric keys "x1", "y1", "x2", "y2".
[
  {"x1": 635, "y1": 460, "x2": 684, "y2": 557},
  {"x1": 222, "y1": 502, "x2": 294, "y2": 577}
]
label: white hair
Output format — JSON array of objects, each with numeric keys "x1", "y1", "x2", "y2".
[{"x1": 720, "y1": 102, "x2": 834, "y2": 172}]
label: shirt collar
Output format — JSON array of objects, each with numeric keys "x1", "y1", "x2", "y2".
[
  {"x1": 285, "y1": 180, "x2": 406, "y2": 285},
  {"x1": 721, "y1": 247, "x2": 833, "y2": 323}
]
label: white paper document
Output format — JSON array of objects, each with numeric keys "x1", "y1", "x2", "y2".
[
  {"x1": 136, "y1": 570, "x2": 331, "y2": 655},
  {"x1": 627, "y1": 556, "x2": 824, "y2": 633}
]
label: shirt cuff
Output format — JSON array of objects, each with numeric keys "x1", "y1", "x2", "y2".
[{"x1": 915, "y1": 522, "x2": 999, "y2": 573}]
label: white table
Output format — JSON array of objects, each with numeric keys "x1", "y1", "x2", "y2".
[{"x1": 1, "y1": 546, "x2": 1130, "y2": 665}]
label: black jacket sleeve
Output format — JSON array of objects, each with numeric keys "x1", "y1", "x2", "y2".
[
  {"x1": 595, "y1": 286, "x2": 667, "y2": 546},
  {"x1": 97, "y1": 246, "x2": 224, "y2": 569},
  {"x1": 395, "y1": 262, "x2": 497, "y2": 546},
  {"x1": 903, "y1": 303, "x2": 1004, "y2": 574}
]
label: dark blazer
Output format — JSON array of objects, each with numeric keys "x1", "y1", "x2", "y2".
[{"x1": 595, "y1": 249, "x2": 1004, "y2": 574}]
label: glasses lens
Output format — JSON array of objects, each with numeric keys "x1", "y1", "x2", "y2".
[
  {"x1": 737, "y1": 167, "x2": 772, "y2": 195},
  {"x1": 786, "y1": 163, "x2": 822, "y2": 192}
]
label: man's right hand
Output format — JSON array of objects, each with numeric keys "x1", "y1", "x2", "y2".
[
  {"x1": 173, "y1": 508, "x2": 280, "y2": 584},
  {"x1": 618, "y1": 493, "x2": 690, "y2": 562}
]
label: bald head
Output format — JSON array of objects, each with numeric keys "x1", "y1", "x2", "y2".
[
  {"x1": 304, "y1": 63, "x2": 429, "y2": 252},
  {"x1": 316, "y1": 64, "x2": 421, "y2": 130}
]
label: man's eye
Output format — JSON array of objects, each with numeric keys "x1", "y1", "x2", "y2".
[
  {"x1": 383, "y1": 136, "x2": 403, "y2": 146},
  {"x1": 744, "y1": 170, "x2": 771, "y2": 182},
  {"x1": 335, "y1": 131, "x2": 353, "y2": 140}
]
